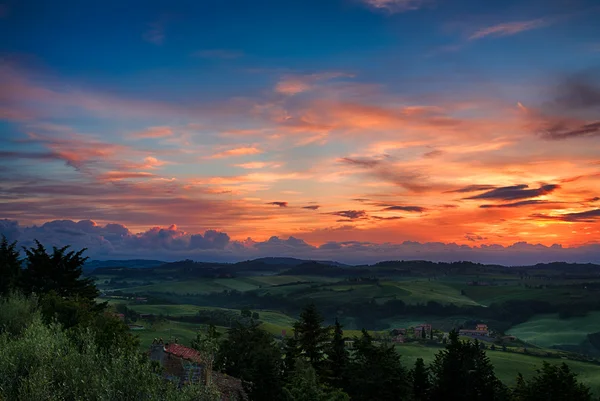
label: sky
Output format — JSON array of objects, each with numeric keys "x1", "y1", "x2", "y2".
[{"x1": 1, "y1": 0, "x2": 599, "y2": 264}]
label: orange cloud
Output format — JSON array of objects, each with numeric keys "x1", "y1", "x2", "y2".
[
  {"x1": 211, "y1": 146, "x2": 263, "y2": 158},
  {"x1": 133, "y1": 126, "x2": 174, "y2": 138}
]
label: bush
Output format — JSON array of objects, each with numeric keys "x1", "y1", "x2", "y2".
[{"x1": 0, "y1": 292, "x2": 40, "y2": 336}]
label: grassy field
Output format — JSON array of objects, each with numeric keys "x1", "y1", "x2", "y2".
[
  {"x1": 396, "y1": 343, "x2": 600, "y2": 393},
  {"x1": 507, "y1": 312, "x2": 600, "y2": 348},
  {"x1": 389, "y1": 281, "x2": 481, "y2": 306}
]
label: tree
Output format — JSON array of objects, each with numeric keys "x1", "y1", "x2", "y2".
[
  {"x1": 346, "y1": 329, "x2": 409, "y2": 401},
  {"x1": 252, "y1": 312, "x2": 260, "y2": 320},
  {"x1": 429, "y1": 330, "x2": 507, "y2": 401},
  {"x1": 241, "y1": 308, "x2": 252, "y2": 318},
  {"x1": 293, "y1": 303, "x2": 332, "y2": 374},
  {"x1": 22, "y1": 241, "x2": 98, "y2": 301},
  {"x1": 192, "y1": 324, "x2": 222, "y2": 385},
  {"x1": 217, "y1": 321, "x2": 285, "y2": 401},
  {"x1": 0, "y1": 236, "x2": 21, "y2": 296},
  {"x1": 283, "y1": 359, "x2": 349, "y2": 401},
  {"x1": 412, "y1": 358, "x2": 430, "y2": 401},
  {"x1": 511, "y1": 362, "x2": 593, "y2": 401},
  {"x1": 326, "y1": 318, "x2": 349, "y2": 390}
]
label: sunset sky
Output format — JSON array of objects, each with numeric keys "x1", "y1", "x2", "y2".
[{"x1": 1, "y1": 0, "x2": 599, "y2": 263}]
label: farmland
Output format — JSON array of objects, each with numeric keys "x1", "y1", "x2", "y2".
[{"x1": 90, "y1": 257, "x2": 600, "y2": 393}]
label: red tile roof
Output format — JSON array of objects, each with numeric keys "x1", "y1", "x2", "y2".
[{"x1": 164, "y1": 343, "x2": 203, "y2": 364}]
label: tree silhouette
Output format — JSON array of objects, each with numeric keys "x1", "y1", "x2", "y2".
[
  {"x1": 512, "y1": 362, "x2": 592, "y2": 401},
  {"x1": 293, "y1": 303, "x2": 332, "y2": 375},
  {"x1": 22, "y1": 240, "x2": 98, "y2": 300},
  {"x1": 0, "y1": 236, "x2": 21, "y2": 296},
  {"x1": 326, "y1": 318, "x2": 349, "y2": 390},
  {"x1": 429, "y1": 330, "x2": 507, "y2": 401},
  {"x1": 412, "y1": 358, "x2": 430, "y2": 401}
]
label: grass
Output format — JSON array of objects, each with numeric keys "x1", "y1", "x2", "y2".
[
  {"x1": 507, "y1": 312, "x2": 600, "y2": 348},
  {"x1": 388, "y1": 281, "x2": 481, "y2": 306},
  {"x1": 396, "y1": 343, "x2": 600, "y2": 394}
]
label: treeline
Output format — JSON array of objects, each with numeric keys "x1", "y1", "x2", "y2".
[
  {"x1": 213, "y1": 302, "x2": 597, "y2": 401},
  {"x1": 136, "y1": 287, "x2": 600, "y2": 332}
]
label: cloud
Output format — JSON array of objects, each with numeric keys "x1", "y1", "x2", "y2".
[
  {"x1": 302, "y1": 205, "x2": 320, "y2": 210},
  {"x1": 211, "y1": 146, "x2": 263, "y2": 159},
  {"x1": 530, "y1": 71, "x2": 600, "y2": 140},
  {"x1": 327, "y1": 210, "x2": 368, "y2": 219},
  {"x1": 192, "y1": 49, "x2": 243, "y2": 59},
  {"x1": 465, "y1": 233, "x2": 487, "y2": 242},
  {"x1": 540, "y1": 121, "x2": 600, "y2": 140},
  {"x1": 274, "y1": 72, "x2": 353, "y2": 95},
  {"x1": 189, "y1": 230, "x2": 230, "y2": 249},
  {"x1": 339, "y1": 157, "x2": 383, "y2": 168},
  {"x1": 372, "y1": 216, "x2": 404, "y2": 220},
  {"x1": 267, "y1": 201, "x2": 288, "y2": 207},
  {"x1": 469, "y1": 18, "x2": 548, "y2": 40},
  {"x1": 233, "y1": 161, "x2": 281, "y2": 169},
  {"x1": 532, "y1": 209, "x2": 600, "y2": 223},
  {"x1": 2, "y1": 219, "x2": 599, "y2": 265},
  {"x1": 479, "y1": 200, "x2": 556, "y2": 208},
  {"x1": 360, "y1": 0, "x2": 429, "y2": 14},
  {"x1": 338, "y1": 156, "x2": 429, "y2": 192},
  {"x1": 98, "y1": 171, "x2": 156, "y2": 181},
  {"x1": 446, "y1": 185, "x2": 497, "y2": 193},
  {"x1": 133, "y1": 126, "x2": 174, "y2": 138},
  {"x1": 382, "y1": 205, "x2": 426, "y2": 212},
  {"x1": 143, "y1": 21, "x2": 165, "y2": 45},
  {"x1": 424, "y1": 149, "x2": 444, "y2": 158},
  {"x1": 464, "y1": 184, "x2": 559, "y2": 201}
]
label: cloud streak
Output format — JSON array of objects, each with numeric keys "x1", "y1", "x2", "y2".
[{"x1": 469, "y1": 18, "x2": 548, "y2": 40}]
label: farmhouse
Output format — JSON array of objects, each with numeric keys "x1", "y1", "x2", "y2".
[
  {"x1": 414, "y1": 323, "x2": 432, "y2": 337},
  {"x1": 149, "y1": 340, "x2": 246, "y2": 400},
  {"x1": 459, "y1": 323, "x2": 489, "y2": 337}
]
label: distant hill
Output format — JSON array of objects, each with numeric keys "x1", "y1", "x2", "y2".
[
  {"x1": 84, "y1": 259, "x2": 166, "y2": 272},
  {"x1": 85, "y1": 257, "x2": 600, "y2": 278}
]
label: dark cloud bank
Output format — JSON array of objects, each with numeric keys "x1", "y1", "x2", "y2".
[{"x1": 1, "y1": 219, "x2": 599, "y2": 265}]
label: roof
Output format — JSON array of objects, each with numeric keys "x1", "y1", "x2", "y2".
[{"x1": 164, "y1": 343, "x2": 203, "y2": 364}]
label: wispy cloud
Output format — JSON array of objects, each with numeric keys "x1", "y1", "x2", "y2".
[
  {"x1": 211, "y1": 146, "x2": 263, "y2": 159},
  {"x1": 360, "y1": 0, "x2": 429, "y2": 14},
  {"x1": 143, "y1": 21, "x2": 165, "y2": 45},
  {"x1": 468, "y1": 18, "x2": 548, "y2": 40},
  {"x1": 133, "y1": 126, "x2": 174, "y2": 138},
  {"x1": 464, "y1": 184, "x2": 559, "y2": 201},
  {"x1": 274, "y1": 72, "x2": 354, "y2": 95},
  {"x1": 267, "y1": 201, "x2": 288, "y2": 208},
  {"x1": 233, "y1": 161, "x2": 281, "y2": 169}
]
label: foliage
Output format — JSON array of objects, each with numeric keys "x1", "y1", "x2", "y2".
[
  {"x1": 217, "y1": 321, "x2": 285, "y2": 401},
  {"x1": 0, "y1": 236, "x2": 21, "y2": 296},
  {"x1": 0, "y1": 315, "x2": 214, "y2": 401},
  {"x1": 429, "y1": 330, "x2": 508, "y2": 401},
  {"x1": 512, "y1": 362, "x2": 593, "y2": 401},
  {"x1": 283, "y1": 359, "x2": 349, "y2": 401},
  {"x1": 412, "y1": 358, "x2": 430, "y2": 401},
  {"x1": 22, "y1": 241, "x2": 99, "y2": 301},
  {"x1": 346, "y1": 329, "x2": 410, "y2": 401},
  {"x1": 293, "y1": 303, "x2": 332, "y2": 374},
  {"x1": 326, "y1": 318, "x2": 349, "y2": 390},
  {"x1": 0, "y1": 292, "x2": 39, "y2": 336}
]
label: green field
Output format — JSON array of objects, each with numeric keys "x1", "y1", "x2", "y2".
[
  {"x1": 507, "y1": 312, "x2": 600, "y2": 348},
  {"x1": 396, "y1": 343, "x2": 600, "y2": 393}
]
